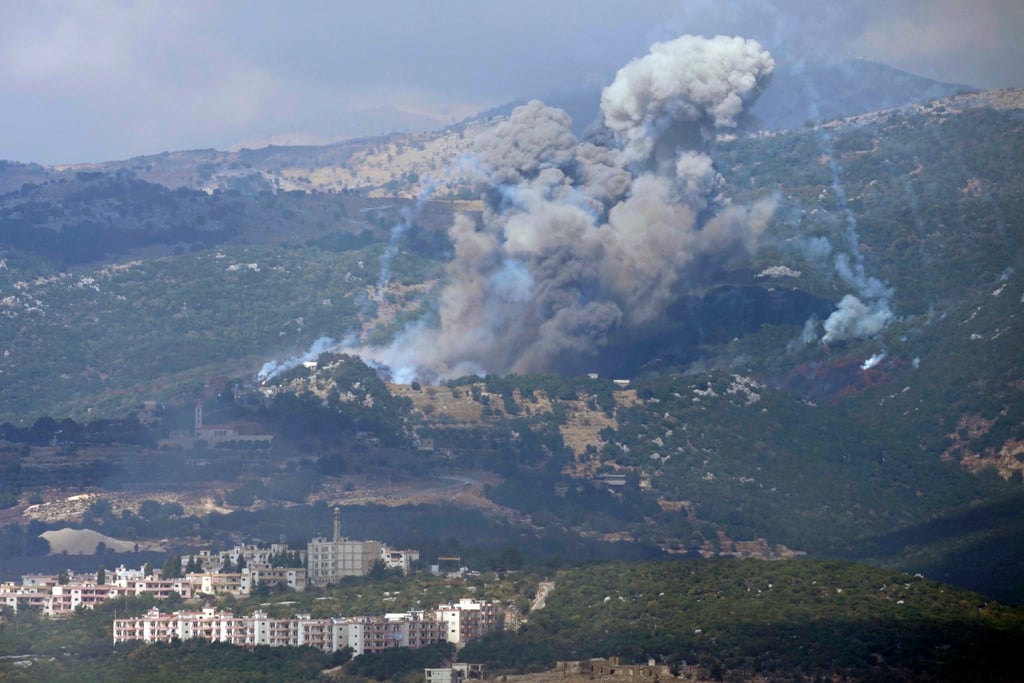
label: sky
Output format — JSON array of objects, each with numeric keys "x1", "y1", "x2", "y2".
[{"x1": 2, "y1": 0, "x2": 1022, "y2": 165}]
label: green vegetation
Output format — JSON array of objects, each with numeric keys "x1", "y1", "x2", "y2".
[
  {"x1": 0, "y1": 172, "x2": 369, "y2": 267},
  {"x1": 600, "y1": 371, "x2": 1011, "y2": 553},
  {"x1": 461, "y1": 559, "x2": 1024, "y2": 681},
  {"x1": 345, "y1": 641, "x2": 453, "y2": 682},
  {"x1": 0, "y1": 244, "x2": 442, "y2": 421},
  {"x1": 4, "y1": 560, "x2": 1020, "y2": 681}
]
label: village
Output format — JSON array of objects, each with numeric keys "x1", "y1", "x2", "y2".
[{"x1": 0, "y1": 511, "x2": 513, "y2": 674}]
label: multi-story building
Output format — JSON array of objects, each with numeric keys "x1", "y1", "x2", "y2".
[
  {"x1": 180, "y1": 544, "x2": 307, "y2": 594},
  {"x1": 347, "y1": 612, "x2": 449, "y2": 654},
  {"x1": 380, "y1": 547, "x2": 420, "y2": 574},
  {"x1": 185, "y1": 572, "x2": 245, "y2": 596},
  {"x1": 183, "y1": 543, "x2": 305, "y2": 572},
  {"x1": 243, "y1": 566, "x2": 306, "y2": 592},
  {"x1": 434, "y1": 599, "x2": 501, "y2": 645},
  {"x1": 113, "y1": 600, "x2": 499, "y2": 655},
  {"x1": 0, "y1": 571, "x2": 194, "y2": 617},
  {"x1": 307, "y1": 507, "x2": 383, "y2": 586}
]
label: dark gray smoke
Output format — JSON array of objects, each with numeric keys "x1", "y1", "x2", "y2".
[{"x1": 353, "y1": 35, "x2": 776, "y2": 382}]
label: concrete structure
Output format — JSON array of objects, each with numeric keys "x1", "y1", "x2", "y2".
[
  {"x1": 243, "y1": 566, "x2": 305, "y2": 592},
  {"x1": 425, "y1": 663, "x2": 484, "y2": 683},
  {"x1": 181, "y1": 544, "x2": 307, "y2": 594},
  {"x1": 306, "y1": 507, "x2": 383, "y2": 586},
  {"x1": 434, "y1": 599, "x2": 500, "y2": 645},
  {"x1": 381, "y1": 547, "x2": 420, "y2": 574},
  {"x1": 186, "y1": 572, "x2": 245, "y2": 596},
  {"x1": 554, "y1": 657, "x2": 677, "y2": 681},
  {"x1": 112, "y1": 602, "x2": 499, "y2": 655},
  {"x1": 346, "y1": 612, "x2": 448, "y2": 654},
  {"x1": 1, "y1": 570, "x2": 193, "y2": 617},
  {"x1": 113, "y1": 600, "x2": 499, "y2": 655}
]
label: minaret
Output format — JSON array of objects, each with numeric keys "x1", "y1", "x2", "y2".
[
  {"x1": 194, "y1": 399, "x2": 203, "y2": 436},
  {"x1": 333, "y1": 506, "x2": 341, "y2": 542}
]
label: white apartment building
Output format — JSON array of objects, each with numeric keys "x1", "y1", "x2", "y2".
[
  {"x1": 1, "y1": 573, "x2": 194, "y2": 617},
  {"x1": 113, "y1": 604, "x2": 484, "y2": 655},
  {"x1": 434, "y1": 599, "x2": 500, "y2": 645}
]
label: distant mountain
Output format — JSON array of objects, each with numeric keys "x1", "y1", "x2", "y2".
[
  {"x1": 0, "y1": 58, "x2": 969, "y2": 203},
  {"x1": 486, "y1": 58, "x2": 973, "y2": 136},
  {"x1": 752, "y1": 58, "x2": 973, "y2": 129}
]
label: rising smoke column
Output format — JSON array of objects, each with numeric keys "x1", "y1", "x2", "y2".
[
  {"x1": 354, "y1": 35, "x2": 776, "y2": 382},
  {"x1": 789, "y1": 79, "x2": 895, "y2": 345}
]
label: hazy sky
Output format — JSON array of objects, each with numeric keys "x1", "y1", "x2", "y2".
[{"x1": 2, "y1": 0, "x2": 1022, "y2": 165}]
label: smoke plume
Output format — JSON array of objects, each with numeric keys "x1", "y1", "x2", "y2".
[
  {"x1": 352, "y1": 35, "x2": 776, "y2": 382},
  {"x1": 258, "y1": 336, "x2": 335, "y2": 383}
]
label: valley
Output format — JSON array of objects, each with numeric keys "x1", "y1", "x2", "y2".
[{"x1": 1, "y1": 42, "x2": 1022, "y2": 681}]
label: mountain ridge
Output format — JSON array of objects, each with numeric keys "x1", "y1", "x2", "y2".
[{"x1": 1, "y1": 67, "x2": 1022, "y2": 606}]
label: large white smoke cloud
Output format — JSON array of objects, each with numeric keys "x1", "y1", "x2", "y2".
[
  {"x1": 602, "y1": 34, "x2": 776, "y2": 166},
  {"x1": 349, "y1": 35, "x2": 776, "y2": 382},
  {"x1": 820, "y1": 252, "x2": 894, "y2": 343}
]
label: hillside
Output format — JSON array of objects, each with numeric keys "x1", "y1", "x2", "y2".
[
  {"x1": 0, "y1": 170, "x2": 461, "y2": 271},
  {"x1": 1, "y1": 80, "x2": 1023, "y2": 606},
  {"x1": 2, "y1": 559, "x2": 1020, "y2": 682},
  {"x1": 460, "y1": 559, "x2": 1024, "y2": 681}
]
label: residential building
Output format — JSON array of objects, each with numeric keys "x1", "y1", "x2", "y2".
[
  {"x1": 113, "y1": 600, "x2": 497, "y2": 655},
  {"x1": 380, "y1": 547, "x2": 420, "y2": 574},
  {"x1": 180, "y1": 544, "x2": 307, "y2": 594},
  {"x1": 0, "y1": 570, "x2": 193, "y2": 617},
  {"x1": 434, "y1": 599, "x2": 500, "y2": 645}
]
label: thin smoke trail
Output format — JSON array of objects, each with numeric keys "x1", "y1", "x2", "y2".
[{"x1": 793, "y1": 64, "x2": 894, "y2": 345}]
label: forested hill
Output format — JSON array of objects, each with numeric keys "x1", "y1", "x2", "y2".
[
  {"x1": 0, "y1": 170, "x2": 462, "y2": 270},
  {"x1": 2, "y1": 559, "x2": 1020, "y2": 681},
  {"x1": 460, "y1": 559, "x2": 1024, "y2": 681}
]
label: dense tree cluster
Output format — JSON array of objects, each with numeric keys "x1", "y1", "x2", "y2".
[{"x1": 460, "y1": 559, "x2": 1024, "y2": 681}]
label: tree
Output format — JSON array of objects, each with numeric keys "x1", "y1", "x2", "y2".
[
  {"x1": 138, "y1": 499, "x2": 162, "y2": 520},
  {"x1": 162, "y1": 555, "x2": 181, "y2": 579},
  {"x1": 161, "y1": 501, "x2": 185, "y2": 517},
  {"x1": 58, "y1": 569, "x2": 69, "y2": 585},
  {"x1": 367, "y1": 559, "x2": 389, "y2": 580},
  {"x1": 97, "y1": 566, "x2": 106, "y2": 585}
]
